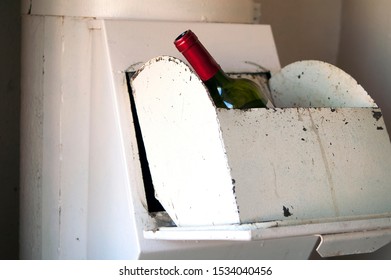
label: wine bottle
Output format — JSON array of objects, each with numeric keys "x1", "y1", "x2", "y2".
[{"x1": 174, "y1": 29, "x2": 271, "y2": 109}]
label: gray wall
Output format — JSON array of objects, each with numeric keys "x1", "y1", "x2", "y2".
[
  {"x1": 333, "y1": 0, "x2": 391, "y2": 259},
  {"x1": 337, "y1": 0, "x2": 391, "y2": 135},
  {"x1": 260, "y1": 0, "x2": 342, "y2": 66},
  {"x1": 0, "y1": 0, "x2": 20, "y2": 259}
]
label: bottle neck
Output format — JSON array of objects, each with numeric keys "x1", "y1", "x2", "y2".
[{"x1": 174, "y1": 30, "x2": 220, "y2": 81}]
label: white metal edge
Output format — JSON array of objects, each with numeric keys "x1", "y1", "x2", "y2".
[
  {"x1": 143, "y1": 215, "x2": 391, "y2": 242},
  {"x1": 316, "y1": 228, "x2": 391, "y2": 257}
]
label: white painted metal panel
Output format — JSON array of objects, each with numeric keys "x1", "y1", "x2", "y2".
[
  {"x1": 103, "y1": 20, "x2": 281, "y2": 74},
  {"x1": 131, "y1": 56, "x2": 240, "y2": 226},
  {"x1": 22, "y1": 0, "x2": 258, "y2": 23},
  {"x1": 269, "y1": 60, "x2": 377, "y2": 108},
  {"x1": 219, "y1": 107, "x2": 391, "y2": 223},
  {"x1": 39, "y1": 16, "x2": 87, "y2": 260},
  {"x1": 86, "y1": 20, "x2": 142, "y2": 259},
  {"x1": 20, "y1": 15, "x2": 92, "y2": 259},
  {"x1": 139, "y1": 235, "x2": 319, "y2": 260}
]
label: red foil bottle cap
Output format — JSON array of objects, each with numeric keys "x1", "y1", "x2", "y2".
[{"x1": 174, "y1": 30, "x2": 220, "y2": 81}]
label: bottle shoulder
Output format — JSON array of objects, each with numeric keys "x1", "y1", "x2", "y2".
[{"x1": 205, "y1": 73, "x2": 267, "y2": 109}]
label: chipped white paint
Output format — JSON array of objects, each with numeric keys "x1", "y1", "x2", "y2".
[
  {"x1": 131, "y1": 56, "x2": 240, "y2": 226},
  {"x1": 132, "y1": 55, "x2": 391, "y2": 256},
  {"x1": 269, "y1": 60, "x2": 377, "y2": 108},
  {"x1": 218, "y1": 107, "x2": 391, "y2": 223},
  {"x1": 132, "y1": 56, "x2": 391, "y2": 226}
]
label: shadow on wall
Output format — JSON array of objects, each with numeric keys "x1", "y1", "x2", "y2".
[
  {"x1": 337, "y1": 0, "x2": 391, "y2": 132},
  {"x1": 0, "y1": 0, "x2": 21, "y2": 259}
]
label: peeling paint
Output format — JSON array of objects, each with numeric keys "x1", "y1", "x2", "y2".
[{"x1": 283, "y1": 206, "x2": 293, "y2": 217}]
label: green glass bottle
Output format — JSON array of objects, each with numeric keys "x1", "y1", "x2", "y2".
[{"x1": 174, "y1": 30, "x2": 271, "y2": 109}]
